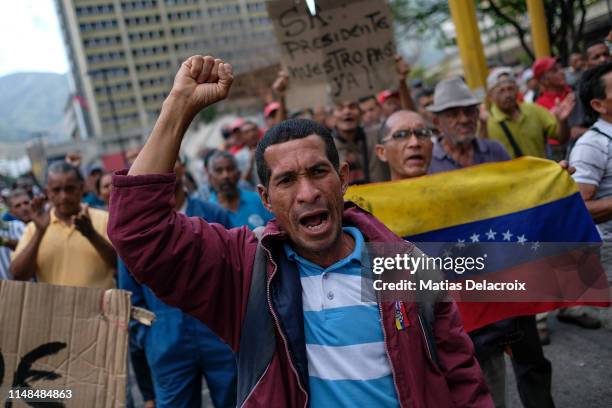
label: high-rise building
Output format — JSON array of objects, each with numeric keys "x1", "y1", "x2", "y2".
[{"x1": 55, "y1": 0, "x2": 279, "y2": 144}]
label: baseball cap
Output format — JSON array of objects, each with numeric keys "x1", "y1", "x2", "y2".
[
  {"x1": 377, "y1": 89, "x2": 400, "y2": 104},
  {"x1": 229, "y1": 118, "x2": 245, "y2": 132},
  {"x1": 532, "y1": 57, "x2": 557, "y2": 80},
  {"x1": 486, "y1": 67, "x2": 515, "y2": 90},
  {"x1": 264, "y1": 102, "x2": 281, "y2": 118}
]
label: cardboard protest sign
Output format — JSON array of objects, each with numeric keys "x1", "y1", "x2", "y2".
[
  {"x1": 229, "y1": 64, "x2": 281, "y2": 101},
  {"x1": 0, "y1": 281, "x2": 130, "y2": 407},
  {"x1": 267, "y1": 0, "x2": 397, "y2": 110}
]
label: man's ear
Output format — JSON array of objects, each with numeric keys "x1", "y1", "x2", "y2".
[
  {"x1": 339, "y1": 162, "x2": 350, "y2": 195},
  {"x1": 375, "y1": 144, "x2": 388, "y2": 163},
  {"x1": 591, "y1": 99, "x2": 607, "y2": 116},
  {"x1": 257, "y1": 184, "x2": 273, "y2": 212}
]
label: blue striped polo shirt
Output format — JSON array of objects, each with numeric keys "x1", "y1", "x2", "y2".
[{"x1": 284, "y1": 227, "x2": 399, "y2": 407}]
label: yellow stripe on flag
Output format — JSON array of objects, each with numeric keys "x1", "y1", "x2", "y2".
[{"x1": 345, "y1": 157, "x2": 577, "y2": 237}]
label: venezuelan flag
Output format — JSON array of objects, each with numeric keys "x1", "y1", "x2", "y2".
[{"x1": 346, "y1": 157, "x2": 611, "y2": 332}]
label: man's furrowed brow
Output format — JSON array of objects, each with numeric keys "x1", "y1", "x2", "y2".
[
  {"x1": 271, "y1": 169, "x2": 297, "y2": 183},
  {"x1": 307, "y1": 160, "x2": 334, "y2": 171}
]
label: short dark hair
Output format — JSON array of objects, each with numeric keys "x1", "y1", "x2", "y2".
[
  {"x1": 207, "y1": 150, "x2": 238, "y2": 173},
  {"x1": 358, "y1": 95, "x2": 377, "y2": 104},
  {"x1": 7, "y1": 188, "x2": 29, "y2": 207},
  {"x1": 46, "y1": 161, "x2": 84, "y2": 184},
  {"x1": 585, "y1": 40, "x2": 607, "y2": 54},
  {"x1": 579, "y1": 62, "x2": 612, "y2": 123},
  {"x1": 256, "y1": 119, "x2": 339, "y2": 187}
]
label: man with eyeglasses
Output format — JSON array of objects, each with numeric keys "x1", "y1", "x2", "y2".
[
  {"x1": 10, "y1": 161, "x2": 116, "y2": 288},
  {"x1": 0, "y1": 189, "x2": 32, "y2": 280},
  {"x1": 375, "y1": 110, "x2": 434, "y2": 180},
  {"x1": 375, "y1": 78, "x2": 556, "y2": 408}
]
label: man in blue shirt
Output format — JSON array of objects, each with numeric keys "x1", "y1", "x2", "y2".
[
  {"x1": 207, "y1": 150, "x2": 273, "y2": 229},
  {"x1": 119, "y1": 159, "x2": 236, "y2": 408}
]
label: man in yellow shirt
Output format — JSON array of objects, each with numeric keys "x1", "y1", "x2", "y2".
[
  {"x1": 10, "y1": 161, "x2": 116, "y2": 289},
  {"x1": 486, "y1": 67, "x2": 573, "y2": 159}
]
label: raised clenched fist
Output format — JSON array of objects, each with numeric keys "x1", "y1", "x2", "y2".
[{"x1": 169, "y1": 55, "x2": 233, "y2": 116}]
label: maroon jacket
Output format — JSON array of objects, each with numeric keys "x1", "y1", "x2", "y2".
[{"x1": 108, "y1": 171, "x2": 493, "y2": 408}]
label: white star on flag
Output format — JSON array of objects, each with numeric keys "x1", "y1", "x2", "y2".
[
  {"x1": 502, "y1": 230, "x2": 513, "y2": 241},
  {"x1": 470, "y1": 233, "x2": 480, "y2": 242},
  {"x1": 456, "y1": 239, "x2": 466, "y2": 248},
  {"x1": 517, "y1": 235, "x2": 527, "y2": 244},
  {"x1": 531, "y1": 242, "x2": 540, "y2": 251},
  {"x1": 485, "y1": 229, "x2": 497, "y2": 240}
]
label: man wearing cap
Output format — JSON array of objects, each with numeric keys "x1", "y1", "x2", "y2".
[
  {"x1": 533, "y1": 57, "x2": 576, "y2": 160},
  {"x1": 264, "y1": 101, "x2": 282, "y2": 129},
  {"x1": 427, "y1": 77, "x2": 509, "y2": 172},
  {"x1": 376, "y1": 108, "x2": 557, "y2": 408},
  {"x1": 487, "y1": 67, "x2": 572, "y2": 159},
  {"x1": 425, "y1": 78, "x2": 556, "y2": 407}
]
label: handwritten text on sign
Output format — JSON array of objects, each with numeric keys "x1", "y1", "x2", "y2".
[{"x1": 267, "y1": 0, "x2": 396, "y2": 109}]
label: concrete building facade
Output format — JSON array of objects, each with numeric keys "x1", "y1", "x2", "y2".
[{"x1": 55, "y1": 0, "x2": 279, "y2": 148}]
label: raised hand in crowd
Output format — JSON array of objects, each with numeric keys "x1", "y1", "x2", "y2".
[
  {"x1": 72, "y1": 204, "x2": 95, "y2": 238},
  {"x1": 395, "y1": 54, "x2": 411, "y2": 81},
  {"x1": 271, "y1": 69, "x2": 289, "y2": 123},
  {"x1": 395, "y1": 54, "x2": 415, "y2": 111},
  {"x1": 130, "y1": 56, "x2": 233, "y2": 176},
  {"x1": 478, "y1": 104, "x2": 489, "y2": 138},
  {"x1": 30, "y1": 195, "x2": 50, "y2": 232},
  {"x1": 272, "y1": 69, "x2": 289, "y2": 96},
  {"x1": 552, "y1": 92, "x2": 576, "y2": 123},
  {"x1": 170, "y1": 55, "x2": 234, "y2": 116}
]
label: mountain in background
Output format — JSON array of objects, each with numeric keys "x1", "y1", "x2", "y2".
[{"x1": 0, "y1": 72, "x2": 70, "y2": 142}]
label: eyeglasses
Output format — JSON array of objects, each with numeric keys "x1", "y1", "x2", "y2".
[{"x1": 381, "y1": 128, "x2": 434, "y2": 143}]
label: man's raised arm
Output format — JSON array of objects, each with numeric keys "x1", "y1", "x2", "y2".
[
  {"x1": 108, "y1": 56, "x2": 256, "y2": 350},
  {"x1": 129, "y1": 55, "x2": 233, "y2": 175}
]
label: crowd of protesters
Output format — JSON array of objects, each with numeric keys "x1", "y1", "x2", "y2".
[{"x1": 1, "y1": 32, "x2": 612, "y2": 408}]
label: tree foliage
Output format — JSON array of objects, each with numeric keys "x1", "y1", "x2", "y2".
[{"x1": 391, "y1": 0, "x2": 598, "y2": 64}]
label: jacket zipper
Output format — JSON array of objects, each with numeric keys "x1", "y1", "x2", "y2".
[
  {"x1": 239, "y1": 362, "x2": 272, "y2": 408},
  {"x1": 261, "y1": 236, "x2": 309, "y2": 408},
  {"x1": 378, "y1": 298, "x2": 404, "y2": 408}
]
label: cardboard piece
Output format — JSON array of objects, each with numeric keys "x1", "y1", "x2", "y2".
[
  {"x1": 267, "y1": 0, "x2": 397, "y2": 110},
  {"x1": 229, "y1": 63, "x2": 281, "y2": 101},
  {"x1": 0, "y1": 281, "x2": 130, "y2": 407}
]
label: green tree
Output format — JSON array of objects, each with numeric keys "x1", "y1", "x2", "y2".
[{"x1": 391, "y1": 0, "x2": 598, "y2": 64}]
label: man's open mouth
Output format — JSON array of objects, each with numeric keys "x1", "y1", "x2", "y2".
[
  {"x1": 405, "y1": 154, "x2": 425, "y2": 164},
  {"x1": 298, "y1": 210, "x2": 329, "y2": 232}
]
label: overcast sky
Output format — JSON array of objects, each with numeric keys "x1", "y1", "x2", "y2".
[{"x1": 0, "y1": 0, "x2": 68, "y2": 77}]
